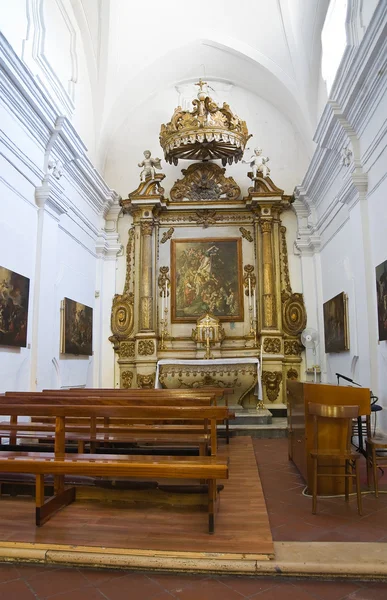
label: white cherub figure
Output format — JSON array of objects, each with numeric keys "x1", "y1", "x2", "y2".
[
  {"x1": 243, "y1": 147, "x2": 270, "y2": 179},
  {"x1": 138, "y1": 150, "x2": 162, "y2": 182}
]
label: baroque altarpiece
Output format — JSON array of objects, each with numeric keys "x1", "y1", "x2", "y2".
[{"x1": 109, "y1": 83, "x2": 306, "y2": 407}]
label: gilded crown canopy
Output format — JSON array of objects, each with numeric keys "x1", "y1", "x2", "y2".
[{"x1": 159, "y1": 80, "x2": 251, "y2": 166}]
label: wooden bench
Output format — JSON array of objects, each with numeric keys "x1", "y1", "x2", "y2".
[
  {"x1": 40, "y1": 387, "x2": 233, "y2": 442},
  {"x1": 0, "y1": 404, "x2": 229, "y2": 533}
]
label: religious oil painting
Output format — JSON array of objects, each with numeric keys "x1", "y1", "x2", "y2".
[
  {"x1": 62, "y1": 298, "x2": 93, "y2": 355},
  {"x1": 376, "y1": 259, "x2": 387, "y2": 341},
  {"x1": 0, "y1": 266, "x2": 30, "y2": 347},
  {"x1": 171, "y1": 238, "x2": 243, "y2": 323},
  {"x1": 323, "y1": 292, "x2": 349, "y2": 353}
]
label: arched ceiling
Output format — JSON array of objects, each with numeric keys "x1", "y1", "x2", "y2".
[{"x1": 73, "y1": 0, "x2": 330, "y2": 177}]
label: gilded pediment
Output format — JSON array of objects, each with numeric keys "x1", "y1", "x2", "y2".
[{"x1": 170, "y1": 162, "x2": 241, "y2": 202}]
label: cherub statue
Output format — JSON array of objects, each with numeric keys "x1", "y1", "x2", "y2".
[
  {"x1": 341, "y1": 146, "x2": 352, "y2": 168},
  {"x1": 243, "y1": 147, "x2": 270, "y2": 179},
  {"x1": 138, "y1": 150, "x2": 162, "y2": 182}
]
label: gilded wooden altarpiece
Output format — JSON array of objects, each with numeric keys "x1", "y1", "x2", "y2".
[{"x1": 113, "y1": 162, "x2": 307, "y2": 403}]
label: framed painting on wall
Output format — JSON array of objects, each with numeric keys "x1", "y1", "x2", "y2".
[
  {"x1": 376, "y1": 259, "x2": 387, "y2": 342},
  {"x1": 61, "y1": 298, "x2": 93, "y2": 355},
  {"x1": 171, "y1": 238, "x2": 244, "y2": 323},
  {"x1": 323, "y1": 292, "x2": 349, "y2": 353},
  {"x1": 0, "y1": 266, "x2": 30, "y2": 347}
]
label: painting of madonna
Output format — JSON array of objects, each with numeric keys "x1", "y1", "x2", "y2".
[{"x1": 171, "y1": 238, "x2": 243, "y2": 322}]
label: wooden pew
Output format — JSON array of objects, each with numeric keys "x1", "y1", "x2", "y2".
[{"x1": 0, "y1": 404, "x2": 229, "y2": 533}]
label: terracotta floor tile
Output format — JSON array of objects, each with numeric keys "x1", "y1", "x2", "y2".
[
  {"x1": 26, "y1": 567, "x2": 90, "y2": 598},
  {"x1": 98, "y1": 572, "x2": 163, "y2": 600},
  {"x1": 346, "y1": 586, "x2": 387, "y2": 599},
  {"x1": 44, "y1": 585, "x2": 107, "y2": 600},
  {"x1": 0, "y1": 578, "x2": 37, "y2": 600},
  {"x1": 78, "y1": 567, "x2": 130, "y2": 586},
  {"x1": 171, "y1": 578, "x2": 246, "y2": 600},
  {"x1": 291, "y1": 578, "x2": 364, "y2": 600},
  {"x1": 216, "y1": 575, "x2": 277, "y2": 596},
  {"x1": 149, "y1": 572, "x2": 209, "y2": 592},
  {"x1": 249, "y1": 581, "x2": 319, "y2": 599},
  {"x1": 0, "y1": 562, "x2": 21, "y2": 583}
]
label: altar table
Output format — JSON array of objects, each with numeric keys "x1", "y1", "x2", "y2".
[{"x1": 155, "y1": 358, "x2": 262, "y2": 408}]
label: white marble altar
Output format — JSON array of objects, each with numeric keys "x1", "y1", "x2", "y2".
[{"x1": 155, "y1": 358, "x2": 262, "y2": 408}]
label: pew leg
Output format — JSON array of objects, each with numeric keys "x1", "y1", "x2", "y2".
[
  {"x1": 208, "y1": 479, "x2": 217, "y2": 534},
  {"x1": 54, "y1": 475, "x2": 65, "y2": 495},
  {"x1": 226, "y1": 419, "x2": 229, "y2": 445},
  {"x1": 78, "y1": 440, "x2": 85, "y2": 454},
  {"x1": 36, "y1": 483, "x2": 76, "y2": 527}
]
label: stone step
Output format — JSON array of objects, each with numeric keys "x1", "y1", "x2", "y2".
[{"x1": 219, "y1": 417, "x2": 288, "y2": 439}]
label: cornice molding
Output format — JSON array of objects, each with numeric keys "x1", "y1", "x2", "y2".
[
  {"x1": 95, "y1": 231, "x2": 122, "y2": 260},
  {"x1": 0, "y1": 31, "x2": 118, "y2": 218}
]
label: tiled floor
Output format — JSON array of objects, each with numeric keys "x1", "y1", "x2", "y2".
[
  {"x1": 252, "y1": 438, "x2": 387, "y2": 542},
  {"x1": 0, "y1": 563, "x2": 386, "y2": 600},
  {"x1": 4, "y1": 437, "x2": 387, "y2": 598}
]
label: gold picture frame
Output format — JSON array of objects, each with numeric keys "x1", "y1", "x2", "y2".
[
  {"x1": 171, "y1": 238, "x2": 244, "y2": 323},
  {"x1": 61, "y1": 297, "x2": 93, "y2": 356}
]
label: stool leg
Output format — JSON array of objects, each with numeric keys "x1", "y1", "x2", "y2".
[
  {"x1": 344, "y1": 460, "x2": 349, "y2": 502},
  {"x1": 355, "y1": 459, "x2": 362, "y2": 516},
  {"x1": 373, "y1": 446, "x2": 379, "y2": 498},
  {"x1": 366, "y1": 441, "x2": 371, "y2": 489},
  {"x1": 312, "y1": 457, "x2": 318, "y2": 514}
]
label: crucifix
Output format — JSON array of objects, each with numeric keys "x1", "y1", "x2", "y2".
[{"x1": 195, "y1": 79, "x2": 207, "y2": 93}]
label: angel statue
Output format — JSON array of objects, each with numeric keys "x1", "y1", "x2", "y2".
[
  {"x1": 138, "y1": 150, "x2": 162, "y2": 182},
  {"x1": 243, "y1": 147, "x2": 270, "y2": 179}
]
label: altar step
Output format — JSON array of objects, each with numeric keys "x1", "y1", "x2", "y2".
[{"x1": 220, "y1": 405, "x2": 288, "y2": 439}]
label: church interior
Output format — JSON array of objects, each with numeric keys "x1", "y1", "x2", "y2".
[{"x1": 0, "y1": 0, "x2": 387, "y2": 596}]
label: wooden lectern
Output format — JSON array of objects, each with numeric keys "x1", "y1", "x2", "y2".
[{"x1": 287, "y1": 381, "x2": 371, "y2": 495}]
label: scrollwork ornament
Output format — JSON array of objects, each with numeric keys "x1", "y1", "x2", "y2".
[
  {"x1": 284, "y1": 339, "x2": 303, "y2": 356},
  {"x1": 170, "y1": 162, "x2": 241, "y2": 202},
  {"x1": 121, "y1": 370, "x2": 133, "y2": 389},
  {"x1": 239, "y1": 227, "x2": 253, "y2": 242},
  {"x1": 138, "y1": 340, "x2": 155, "y2": 356},
  {"x1": 260, "y1": 220, "x2": 272, "y2": 234},
  {"x1": 287, "y1": 368, "x2": 298, "y2": 380},
  {"x1": 137, "y1": 373, "x2": 155, "y2": 389},
  {"x1": 119, "y1": 341, "x2": 135, "y2": 358},
  {"x1": 282, "y1": 293, "x2": 307, "y2": 336},
  {"x1": 109, "y1": 292, "x2": 134, "y2": 351},
  {"x1": 161, "y1": 228, "x2": 174, "y2": 243},
  {"x1": 263, "y1": 338, "x2": 281, "y2": 354},
  {"x1": 262, "y1": 371, "x2": 282, "y2": 402}
]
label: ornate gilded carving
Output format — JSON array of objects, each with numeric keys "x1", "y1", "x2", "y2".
[
  {"x1": 109, "y1": 227, "x2": 135, "y2": 352},
  {"x1": 239, "y1": 227, "x2": 253, "y2": 242},
  {"x1": 263, "y1": 337, "x2": 281, "y2": 354},
  {"x1": 284, "y1": 339, "x2": 303, "y2": 356},
  {"x1": 170, "y1": 162, "x2": 241, "y2": 202},
  {"x1": 158, "y1": 266, "x2": 170, "y2": 295},
  {"x1": 120, "y1": 341, "x2": 135, "y2": 358},
  {"x1": 140, "y1": 220, "x2": 153, "y2": 236},
  {"x1": 160, "y1": 80, "x2": 251, "y2": 165},
  {"x1": 138, "y1": 340, "x2": 155, "y2": 356},
  {"x1": 279, "y1": 226, "x2": 292, "y2": 294},
  {"x1": 137, "y1": 373, "x2": 155, "y2": 389},
  {"x1": 177, "y1": 375, "x2": 239, "y2": 389},
  {"x1": 282, "y1": 293, "x2": 307, "y2": 336},
  {"x1": 120, "y1": 174, "x2": 165, "y2": 212},
  {"x1": 262, "y1": 371, "x2": 282, "y2": 402},
  {"x1": 121, "y1": 370, "x2": 133, "y2": 389},
  {"x1": 140, "y1": 297, "x2": 152, "y2": 330},
  {"x1": 189, "y1": 209, "x2": 221, "y2": 228},
  {"x1": 161, "y1": 228, "x2": 174, "y2": 243},
  {"x1": 243, "y1": 264, "x2": 256, "y2": 295},
  {"x1": 287, "y1": 368, "x2": 299, "y2": 380},
  {"x1": 260, "y1": 220, "x2": 272, "y2": 233}
]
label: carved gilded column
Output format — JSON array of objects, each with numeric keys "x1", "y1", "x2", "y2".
[
  {"x1": 260, "y1": 220, "x2": 277, "y2": 328},
  {"x1": 139, "y1": 219, "x2": 154, "y2": 331}
]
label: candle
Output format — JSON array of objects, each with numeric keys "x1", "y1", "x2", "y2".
[
  {"x1": 161, "y1": 290, "x2": 165, "y2": 315},
  {"x1": 248, "y1": 277, "x2": 251, "y2": 298},
  {"x1": 165, "y1": 281, "x2": 168, "y2": 309},
  {"x1": 253, "y1": 288, "x2": 256, "y2": 318}
]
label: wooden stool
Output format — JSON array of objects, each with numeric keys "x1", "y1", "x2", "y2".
[{"x1": 309, "y1": 402, "x2": 362, "y2": 515}]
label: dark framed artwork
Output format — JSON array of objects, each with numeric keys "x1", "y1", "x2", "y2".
[
  {"x1": 171, "y1": 238, "x2": 244, "y2": 323},
  {"x1": 323, "y1": 292, "x2": 349, "y2": 353},
  {"x1": 61, "y1": 298, "x2": 93, "y2": 355},
  {"x1": 376, "y1": 259, "x2": 387, "y2": 341},
  {"x1": 0, "y1": 266, "x2": 30, "y2": 347}
]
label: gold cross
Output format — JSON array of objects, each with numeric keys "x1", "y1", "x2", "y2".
[{"x1": 195, "y1": 79, "x2": 207, "y2": 92}]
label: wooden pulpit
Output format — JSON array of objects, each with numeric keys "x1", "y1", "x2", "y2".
[{"x1": 287, "y1": 381, "x2": 371, "y2": 495}]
